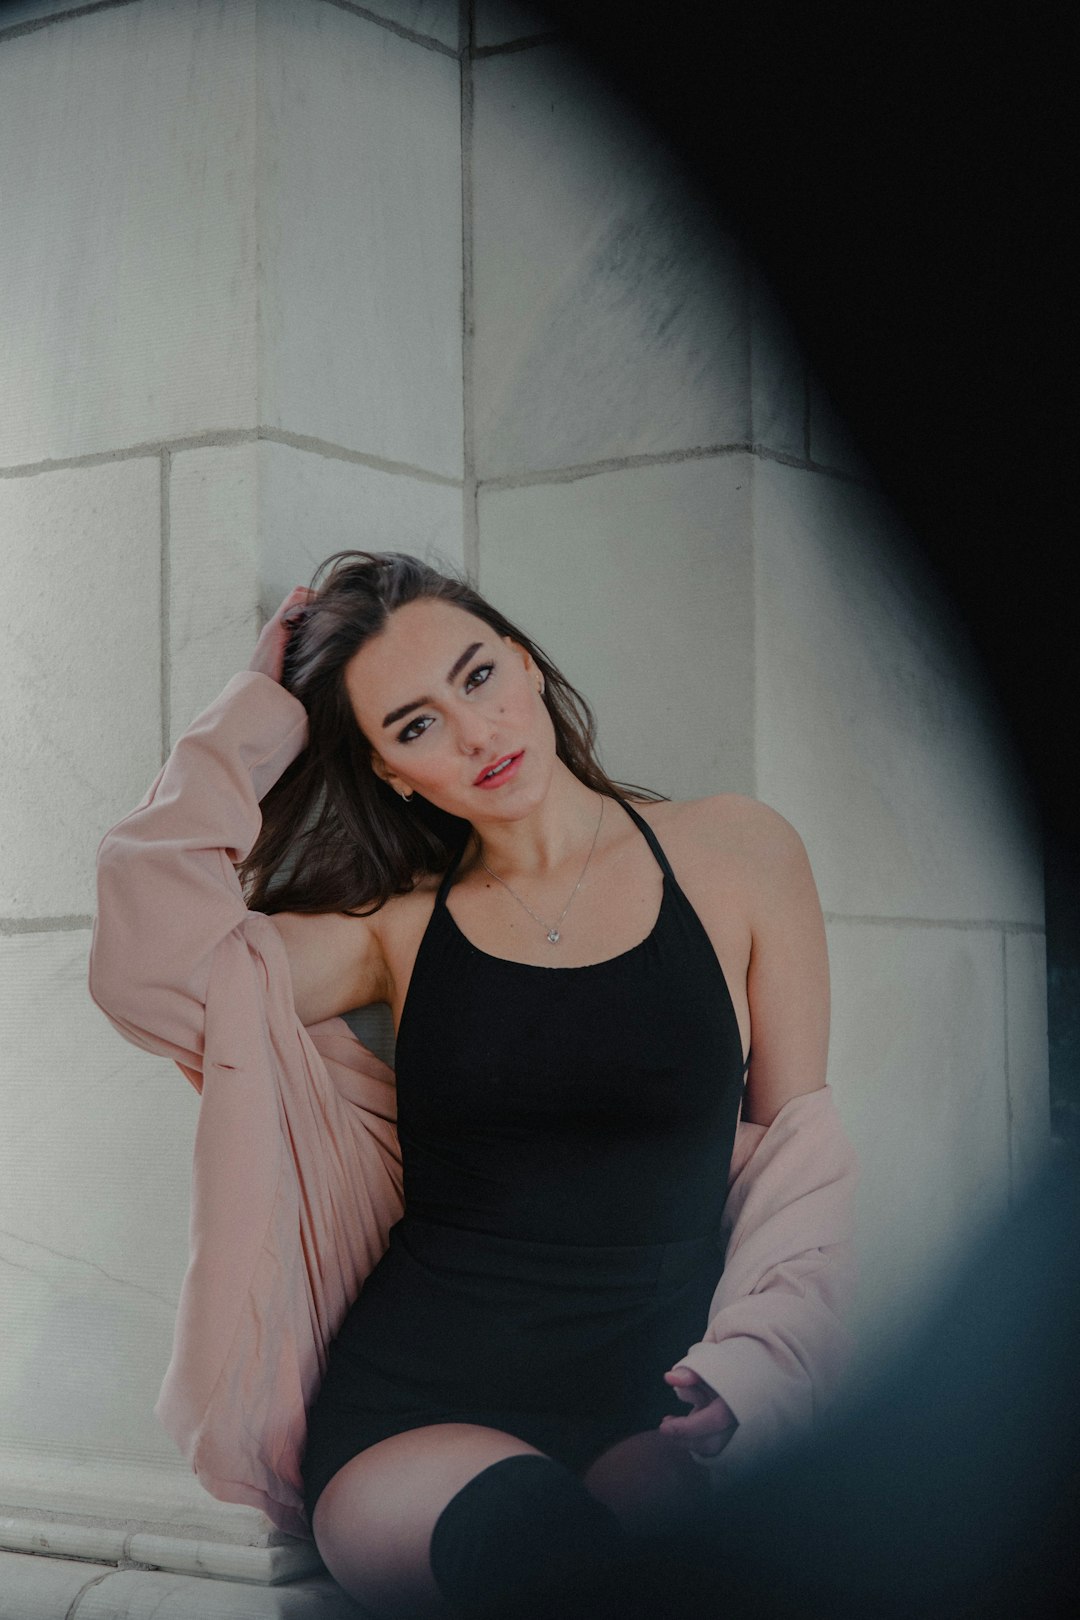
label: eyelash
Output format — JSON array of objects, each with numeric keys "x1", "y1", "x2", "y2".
[{"x1": 397, "y1": 662, "x2": 495, "y2": 743}]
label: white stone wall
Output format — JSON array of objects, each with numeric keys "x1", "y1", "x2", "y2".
[
  {"x1": 0, "y1": 1, "x2": 1049, "y2": 1600},
  {"x1": 0, "y1": 0, "x2": 469, "y2": 1573}
]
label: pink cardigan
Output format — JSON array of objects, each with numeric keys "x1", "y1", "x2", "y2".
[{"x1": 88, "y1": 670, "x2": 859, "y2": 1541}]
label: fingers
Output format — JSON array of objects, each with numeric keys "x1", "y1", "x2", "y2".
[
  {"x1": 658, "y1": 1404, "x2": 737, "y2": 1457},
  {"x1": 279, "y1": 585, "x2": 315, "y2": 627},
  {"x1": 248, "y1": 587, "x2": 315, "y2": 681},
  {"x1": 660, "y1": 1368, "x2": 737, "y2": 1457},
  {"x1": 663, "y1": 1367, "x2": 712, "y2": 1410},
  {"x1": 670, "y1": 1383, "x2": 711, "y2": 1411}
]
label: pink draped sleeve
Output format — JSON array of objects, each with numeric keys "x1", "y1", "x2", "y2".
[
  {"x1": 677, "y1": 1084, "x2": 860, "y2": 1479},
  {"x1": 88, "y1": 672, "x2": 403, "y2": 1537}
]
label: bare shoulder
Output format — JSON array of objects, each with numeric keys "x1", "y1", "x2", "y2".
[
  {"x1": 634, "y1": 792, "x2": 809, "y2": 878},
  {"x1": 640, "y1": 796, "x2": 829, "y2": 1126},
  {"x1": 362, "y1": 869, "x2": 443, "y2": 963}
]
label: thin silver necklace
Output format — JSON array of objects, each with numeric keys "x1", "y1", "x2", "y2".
[{"x1": 477, "y1": 796, "x2": 606, "y2": 945}]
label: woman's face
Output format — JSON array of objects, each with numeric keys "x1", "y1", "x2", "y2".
[{"x1": 344, "y1": 597, "x2": 555, "y2": 822}]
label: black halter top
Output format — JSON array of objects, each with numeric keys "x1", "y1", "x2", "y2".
[{"x1": 393, "y1": 795, "x2": 748, "y2": 1248}]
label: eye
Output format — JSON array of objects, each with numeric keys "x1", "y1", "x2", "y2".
[
  {"x1": 396, "y1": 664, "x2": 494, "y2": 744},
  {"x1": 465, "y1": 661, "x2": 494, "y2": 691},
  {"x1": 397, "y1": 714, "x2": 433, "y2": 744}
]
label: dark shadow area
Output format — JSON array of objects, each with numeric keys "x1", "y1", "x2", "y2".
[
  {"x1": 614, "y1": 1141, "x2": 1080, "y2": 1619},
  {"x1": 539, "y1": 0, "x2": 1076, "y2": 1146},
  {"x1": 523, "y1": 4, "x2": 1079, "y2": 1613}
]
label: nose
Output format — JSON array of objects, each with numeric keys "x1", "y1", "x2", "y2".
[{"x1": 453, "y1": 701, "x2": 495, "y2": 754}]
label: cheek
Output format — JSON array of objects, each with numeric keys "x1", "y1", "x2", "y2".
[{"x1": 406, "y1": 747, "x2": 449, "y2": 783}]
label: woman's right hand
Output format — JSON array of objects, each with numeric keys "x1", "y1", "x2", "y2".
[{"x1": 248, "y1": 586, "x2": 316, "y2": 685}]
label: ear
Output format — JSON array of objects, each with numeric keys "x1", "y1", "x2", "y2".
[
  {"x1": 369, "y1": 750, "x2": 405, "y2": 794},
  {"x1": 501, "y1": 633, "x2": 536, "y2": 679}
]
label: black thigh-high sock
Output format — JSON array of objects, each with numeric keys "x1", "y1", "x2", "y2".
[{"x1": 428, "y1": 1453, "x2": 632, "y2": 1619}]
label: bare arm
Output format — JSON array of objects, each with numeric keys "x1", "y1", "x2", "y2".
[
  {"x1": 661, "y1": 797, "x2": 834, "y2": 1454},
  {"x1": 740, "y1": 802, "x2": 830, "y2": 1126},
  {"x1": 267, "y1": 908, "x2": 391, "y2": 1027}
]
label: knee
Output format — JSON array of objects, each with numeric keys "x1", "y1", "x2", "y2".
[
  {"x1": 429, "y1": 1453, "x2": 630, "y2": 1618},
  {"x1": 311, "y1": 1468, "x2": 441, "y2": 1618},
  {"x1": 309, "y1": 1427, "x2": 550, "y2": 1618},
  {"x1": 583, "y1": 1429, "x2": 711, "y2": 1538}
]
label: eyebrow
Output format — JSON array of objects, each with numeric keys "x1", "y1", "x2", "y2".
[{"x1": 381, "y1": 642, "x2": 485, "y2": 728}]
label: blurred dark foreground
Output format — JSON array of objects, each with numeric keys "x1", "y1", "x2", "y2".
[{"x1": 571, "y1": 1144, "x2": 1080, "y2": 1620}]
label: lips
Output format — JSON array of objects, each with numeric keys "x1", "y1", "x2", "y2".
[{"x1": 473, "y1": 751, "x2": 524, "y2": 787}]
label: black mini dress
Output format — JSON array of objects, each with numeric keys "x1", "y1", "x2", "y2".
[{"x1": 300, "y1": 795, "x2": 748, "y2": 1525}]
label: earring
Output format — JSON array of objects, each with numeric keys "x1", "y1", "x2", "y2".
[
  {"x1": 537, "y1": 675, "x2": 545, "y2": 696},
  {"x1": 399, "y1": 789, "x2": 414, "y2": 802}
]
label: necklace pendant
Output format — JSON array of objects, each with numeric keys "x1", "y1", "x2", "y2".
[{"x1": 547, "y1": 928, "x2": 561, "y2": 944}]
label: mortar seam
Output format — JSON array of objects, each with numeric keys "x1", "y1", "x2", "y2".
[
  {"x1": 472, "y1": 33, "x2": 561, "y2": 58},
  {"x1": 160, "y1": 448, "x2": 170, "y2": 763},
  {"x1": 461, "y1": 1, "x2": 478, "y2": 579},
  {"x1": 0, "y1": 0, "x2": 139, "y2": 46},
  {"x1": 318, "y1": 0, "x2": 459, "y2": 56},
  {"x1": 477, "y1": 442, "x2": 876, "y2": 492},
  {"x1": 822, "y1": 913, "x2": 1044, "y2": 933},
  {"x1": 0, "y1": 429, "x2": 463, "y2": 487}
]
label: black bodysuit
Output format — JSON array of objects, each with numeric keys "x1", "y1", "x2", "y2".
[{"x1": 301, "y1": 795, "x2": 748, "y2": 1524}]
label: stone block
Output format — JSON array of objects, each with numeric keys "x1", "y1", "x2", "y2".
[
  {"x1": 750, "y1": 264, "x2": 808, "y2": 460},
  {"x1": 0, "y1": 1447, "x2": 284, "y2": 1546},
  {"x1": 472, "y1": 42, "x2": 749, "y2": 479},
  {"x1": 168, "y1": 441, "x2": 466, "y2": 739},
  {"x1": 361, "y1": 0, "x2": 461, "y2": 50},
  {"x1": 75, "y1": 1567, "x2": 361, "y2": 1618},
  {"x1": 0, "y1": 1512, "x2": 127, "y2": 1565},
  {"x1": 477, "y1": 454, "x2": 754, "y2": 801},
  {"x1": 1005, "y1": 929, "x2": 1052, "y2": 1198},
  {"x1": 826, "y1": 918, "x2": 1010, "y2": 1362},
  {"x1": 0, "y1": 459, "x2": 161, "y2": 918},
  {"x1": 0, "y1": 931, "x2": 194, "y2": 1463},
  {"x1": 0, "y1": 0, "x2": 257, "y2": 466},
  {"x1": 0, "y1": 1518, "x2": 319, "y2": 1587},
  {"x1": 753, "y1": 458, "x2": 1044, "y2": 923},
  {"x1": 257, "y1": 439, "x2": 465, "y2": 623},
  {"x1": 258, "y1": 0, "x2": 463, "y2": 477},
  {"x1": 0, "y1": 1549, "x2": 115, "y2": 1620},
  {"x1": 474, "y1": 0, "x2": 555, "y2": 48},
  {"x1": 0, "y1": 1508, "x2": 320, "y2": 1584},
  {"x1": 169, "y1": 443, "x2": 260, "y2": 740}
]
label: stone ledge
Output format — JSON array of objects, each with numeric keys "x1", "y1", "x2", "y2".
[
  {"x1": 0, "y1": 1510, "x2": 323, "y2": 1585},
  {"x1": 0, "y1": 1449, "x2": 324, "y2": 1586},
  {"x1": 0, "y1": 1549, "x2": 362, "y2": 1619},
  {"x1": 0, "y1": 1448, "x2": 295, "y2": 1546}
]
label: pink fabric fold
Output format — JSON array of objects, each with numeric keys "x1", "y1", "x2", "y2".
[
  {"x1": 677, "y1": 1084, "x2": 860, "y2": 1480},
  {"x1": 88, "y1": 669, "x2": 857, "y2": 1537}
]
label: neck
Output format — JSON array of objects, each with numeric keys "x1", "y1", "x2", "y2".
[{"x1": 466, "y1": 763, "x2": 611, "y2": 882}]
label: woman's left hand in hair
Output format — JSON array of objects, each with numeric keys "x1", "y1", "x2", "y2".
[{"x1": 659, "y1": 1366, "x2": 738, "y2": 1457}]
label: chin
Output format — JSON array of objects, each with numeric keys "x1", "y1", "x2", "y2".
[{"x1": 465, "y1": 772, "x2": 550, "y2": 823}]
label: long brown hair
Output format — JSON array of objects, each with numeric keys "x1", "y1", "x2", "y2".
[{"x1": 240, "y1": 550, "x2": 664, "y2": 916}]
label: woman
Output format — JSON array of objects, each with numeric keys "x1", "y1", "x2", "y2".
[
  {"x1": 257, "y1": 550, "x2": 835, "y2": 1613},
  {"x1": 242, "y1": 549, "x2": 832, "y2": 1616}
]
